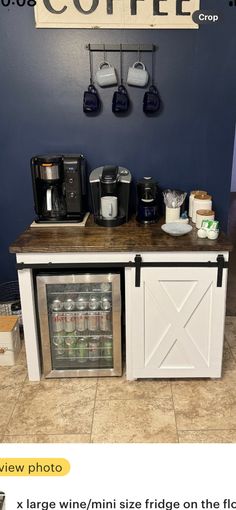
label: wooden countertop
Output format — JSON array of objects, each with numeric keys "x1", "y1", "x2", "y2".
[{"x1": 9, "y1": 216, "x2": 233, "y2": 254}]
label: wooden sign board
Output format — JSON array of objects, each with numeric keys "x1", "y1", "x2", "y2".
[{"x1": 34, "y1": 0, "x2": 200, "y2": 29}]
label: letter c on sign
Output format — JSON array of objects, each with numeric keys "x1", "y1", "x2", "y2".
[
  {"x1": 73, "y1": 0, "x2": 99, "y2": 14},
  {"x1": 43, "y1": 0, "x2": 67, "y2": 14},
  {"x1": 199, "y1": 13, "x2": 204, "y2": 20}
]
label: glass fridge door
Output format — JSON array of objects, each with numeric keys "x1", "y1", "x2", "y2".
[{"x1": 36, "y1": 273, "x2": 122, "y2": 377}]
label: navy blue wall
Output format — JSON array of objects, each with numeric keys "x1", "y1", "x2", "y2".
[{"x1": 0, "y1": 0, "x2": 236, "y2": 283}]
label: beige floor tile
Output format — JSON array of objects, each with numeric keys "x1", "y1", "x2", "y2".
[
  {"x1": 0, "y1": 364, "x2": 27, "y2": 400},
  {"x1": 2, "y1": 434, "x2": 91, "y2": 443},
  {"x1": 96, "y1": 374, "x2": 171, "y2": 400},
  {"x1": 92, "y1": 398, "x2": 177, "y2": 443},
  {"x1": 172, "y1": 369, "x2": 236, "y2": 431},
  {"x1": 178, "y1": 430, "x2": 236, "y2": 443},
  {"x1": 0, "y1": 402, "x2": 17, "y2": 430},
  {"x1": 6, "y1": 379, "x2": 96, "y2": 436},
  {"x1": 222, "y1": 341, "x2": 236, "y2": 373},
  {"x1": 225, "y1": 317, "x2": 236, "y2": 347}
]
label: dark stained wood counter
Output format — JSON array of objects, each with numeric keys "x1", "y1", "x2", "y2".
[{"x1": 9, "y1": 216, "x2": 233, "y2": 254}]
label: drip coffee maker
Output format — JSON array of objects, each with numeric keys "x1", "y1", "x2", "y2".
[{"x1": 31, "y1": 154, "x2": 87, "y2": 223}]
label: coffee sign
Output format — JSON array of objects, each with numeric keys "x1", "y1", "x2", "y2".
[{"x1": 34, "y1": 0, "x2": 200, "y2": 29}]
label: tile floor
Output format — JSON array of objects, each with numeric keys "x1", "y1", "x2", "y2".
[{"x1": 1, "y1": 316, "x2": 236, "y2": 443}]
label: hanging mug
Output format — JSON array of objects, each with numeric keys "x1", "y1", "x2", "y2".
[
  {"x1": 143, "y1": 85, "x2": 161, "y2": 114},
  {"x1": 83, "y1": 84, "x2": 101, "y2": 114},
  {"x1": 112, "y1": 85, "x2": 130, "y2": 114},
  {"x1": 96, "y1": 61, "x2": 118, "y2": 87},
  {"x1": 127, "y1": 61, "x2": 149, "y2": 87}
]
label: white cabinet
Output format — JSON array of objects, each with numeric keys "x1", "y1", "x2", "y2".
[{"x1": 125, "y1": 255, "x2": 228, "y2": 379}]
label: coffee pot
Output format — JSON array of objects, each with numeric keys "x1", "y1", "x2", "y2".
[{"x1": 39, "y1": 160, "x2": 66, "y2": 220}]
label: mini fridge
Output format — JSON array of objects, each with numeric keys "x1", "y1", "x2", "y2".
[{"x1": 36, "y1": 272, "x2": 122, "y2": 378}]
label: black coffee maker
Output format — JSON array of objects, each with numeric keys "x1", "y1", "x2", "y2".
[
  {"x1": 89, "y1": 165, "x2": 132, "y2": 227},
  {"x1": 136, "y1": 177, "x2": 163, "y2": 224},
  {"x1": 31, "y1": 154, "x2": 87, "y2": 223}
]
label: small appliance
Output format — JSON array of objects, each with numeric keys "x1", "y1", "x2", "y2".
[
  {"x1": 136, "y1": 176, "x2": 163, "y2": 224},
  {"x1": 31, "y1": 154, "x2": 87, "y2": 223},
  {"x1": 89, "y1": 165, "x2": 132, "y2": 227}
]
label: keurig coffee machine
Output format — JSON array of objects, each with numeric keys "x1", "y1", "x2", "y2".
[
  {"x1": 31, "y1": 154, "x2": 87, "y2": 223},
  {"x1": 136, "y1": 176, "x2": 163, "y2": 224},
  {"x1": 89, "y1": 165, "x2": 132, "y2": 227}
]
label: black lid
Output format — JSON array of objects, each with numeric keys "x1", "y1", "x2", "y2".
[
  {"x1": 101, "y1": 166, "x2": 118, "y2": 184},
  {"x1": 33, "y1": 154, "x2": 63, "y2": 165}
]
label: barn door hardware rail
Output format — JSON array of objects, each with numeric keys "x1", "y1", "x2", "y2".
[
  {"x1": 85, "y1": 44, "x2": 156, "y2": 52},
  {"x1": 133, "y1": 254, "x2": 229, "y2": 288}
]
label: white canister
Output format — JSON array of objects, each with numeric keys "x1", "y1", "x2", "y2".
[
  {"x1": 192, "y1": 193, "x2": 212, "y2": 223},
  {"x1": 196, "y1": 209, "x2": 215, "y2": 229},
  {"x1": 165, "y1": 206, "x2": 180, "y2": 223},
  {"x1": 188, "y1": 190, "x2": 207, "y2": 218}
]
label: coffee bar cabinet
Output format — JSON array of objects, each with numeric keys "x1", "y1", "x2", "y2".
[
  {"x1": 9, "y1": 217, "x2": 232, "y2": 381},
  {"x1": 125, "y1": 255, "x2": 228, "y2": 379},
  {"x1": 36, "y1": 273, "x2": 122, "y2": 378}
]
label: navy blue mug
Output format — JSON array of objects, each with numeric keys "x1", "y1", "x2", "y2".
[
  {"x1": 83, "y1": 84, "x2": 101, "y2": 114},
  {"x1": 112, "y1": 85, "x2": 130, "y2": 114},
  {"x1": 143, "y1": 85, "x2": 161, "y2": 114}
]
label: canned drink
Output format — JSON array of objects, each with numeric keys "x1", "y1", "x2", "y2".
[
  {"x1": 65, "y1": 335, "x2": 77, "y2": 358},
  {"x1": 100, "y1": 312, "x2": 112, "y2": 332},
  {"x1": 89, "y1": 295, "x2": 100, "y2": 310},
  {"x1": 88, "y1": 312, "x2": 99, "y2": 332},
  {"x1": 51, "y1": 298, "x2": 63, "y2": 312},
  {"x1": 101, "y1": 296, "x2": 111, "y2": 311},
  {"x1": 102, "y1": 337, "x2": 113, "y2": 364},
  {"x1": 75, "y1": 296, "x2": 88, "y2": 311},
  {"x1": 52, "y1": 335, "x2": 65, "y2": 356},
  {"x1": 77, "y1": 337, "x2": 88, "y2": 363},
  {"x1": 76, "y1": 312, "x2": 87, "y2": 332},
  {"x1": 51, "y1": 312, "x2": 64, "y2": 333},
  {"x1": 89, "y1": 337, "x2": 100, "y2": 362},
  {"x1": 101, "y1": 282, "x2": 111, "y2": 292},
  {"x1": 64, "y1": 313, "x2": 76, "y2": 333},
  {"x1": 64, "y1": 298, "x2": 75, "y2": 311}
]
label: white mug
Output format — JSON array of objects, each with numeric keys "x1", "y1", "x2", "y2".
[
  {"x1": 101, "y1": 196, "x2": 118, "y2": 219},
  {"x1": 127, "y1": 61, "x2": 149, "y2": 87},
  {"x1": 95, "y1": 61, "x2": 117, "y2": 87}
]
